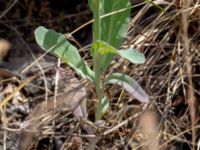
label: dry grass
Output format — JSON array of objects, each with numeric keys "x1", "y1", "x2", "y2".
[
  {"x1": 0, "y1": 0, "x2": 200, "y2": 149},
  {"x1": 121, "y1": 0, "x2": 200, "y2": 149}
]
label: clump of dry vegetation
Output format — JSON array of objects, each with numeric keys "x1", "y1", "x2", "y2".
[{"x1": 0, "y1": 0, "x2": 199, "y2": 149}]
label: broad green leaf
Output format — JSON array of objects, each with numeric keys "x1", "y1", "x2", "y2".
[
  {"x1": 91, "y1": 41, "x2": 117, "y2": 73},
  {"x1": 88, "y1": 0, "x2": 131, "y2": 75},
  {"x1": 119, "y1": 48, "x2": 145, "y2": 64},
  {"x1": 91, "y1": 41, "x2": 146, "y2": 73},
  {"x1": 105, "y1": 73, "x2": 149, "y2": 103},
  {"x1": 34, "y1": 26, "x2": 94, "y2": 82},
  {"x1": 92, "y1": 40, "x2": 118, "y2": 55},
  {"x1": 88, "y1": 0, "x2": 131, "y2": 48}
]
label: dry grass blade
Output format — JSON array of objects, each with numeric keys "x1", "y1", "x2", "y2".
[
  {"x1": 0, "y1": 0, "x2": 17, "y2": 19},
  {"x1": 181, "y1": 0, "x2": 196, "y2": 149},
  {"x1": 119, "y1": 0, "x2": 200, "y2": 149},
  {"x1": 0, "y1": 76, "x2": 36, "y2": 109},
  {"x1": 17, "y1": 77, "x2": 90, "y2": 150}
]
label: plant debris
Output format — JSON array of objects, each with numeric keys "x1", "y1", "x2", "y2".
[{"x1": 0, "y1": 0, "x2": 200, "y2": 149}]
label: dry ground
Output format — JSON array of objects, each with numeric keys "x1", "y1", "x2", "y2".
[{"x1": 0, "y1": 0, "x2": 200, "y2": 150}]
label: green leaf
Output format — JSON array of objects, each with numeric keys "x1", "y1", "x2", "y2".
[
  {"x1": 119, "y1": 48, "x2": 145, "y2": 64},
  {"x1": 91, "y1": 41, "x2": 146, "y2": 73},
  {"x1": 91, "y1": 41, "x2": 116, "y2": 74},
  {"x1": 92, "y1": 40, "x2": 118, "y2": 55},
  {"x1": 88, "y1": 0, "x2": 131, "y2": 75},
  {"x1": 106, "y1": 73, "x2": 149, "y2": 103},
  {"x1": 88, "y1": 0, "x2": 131, "y2": 49},
  {"x1": 34, "y1": 26, "x2": 94, "y2": 82}
]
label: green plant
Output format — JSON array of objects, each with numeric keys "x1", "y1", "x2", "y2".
[{"x1": 34, "y1": 0, "x2": 149, "y2": 122}]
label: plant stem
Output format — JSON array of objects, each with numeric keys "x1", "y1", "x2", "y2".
[
  {"x1": 93, "y1": 0, "x2": 104, "y2": 121},
  {"x1": 94, "y1": 60, "x2": 104, "y2": 121},
  {"x1": 93, "y1": 0, "x2": 101, "y2": 41}
]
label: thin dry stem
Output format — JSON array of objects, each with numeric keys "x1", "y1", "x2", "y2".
[{"x1": 181, "y1": 0, "x2": 196, "y2": 149}]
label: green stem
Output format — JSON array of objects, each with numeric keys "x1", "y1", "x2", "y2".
[
  {"x1": 94, "y1": 61, "x2": 104, "y2": 121},
  {"x1": 93, "y1": 0, "x2": 101, "y2": 41},
  {"x1": 93, "y1": 0, "x2": 104, "y2": 121}
]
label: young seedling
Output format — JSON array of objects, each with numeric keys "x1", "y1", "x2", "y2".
[{"x1": 34, "y1": 0, "x2": 149, "y2": 123}]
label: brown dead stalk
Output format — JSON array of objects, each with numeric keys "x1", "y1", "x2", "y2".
[{"x1": 181, "y1": 0, "x2": 196, "y2": 149}]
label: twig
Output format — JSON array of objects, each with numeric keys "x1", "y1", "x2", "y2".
[
  {"x1": 103, "y1": 115, "x2": 134, "y2": 135},
  {"x1": 0, "y1": 0, "x2": 17, "y2": 19},
  {"x1": 181, "y1": 0, "x2": 196, "y2": 149}
]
